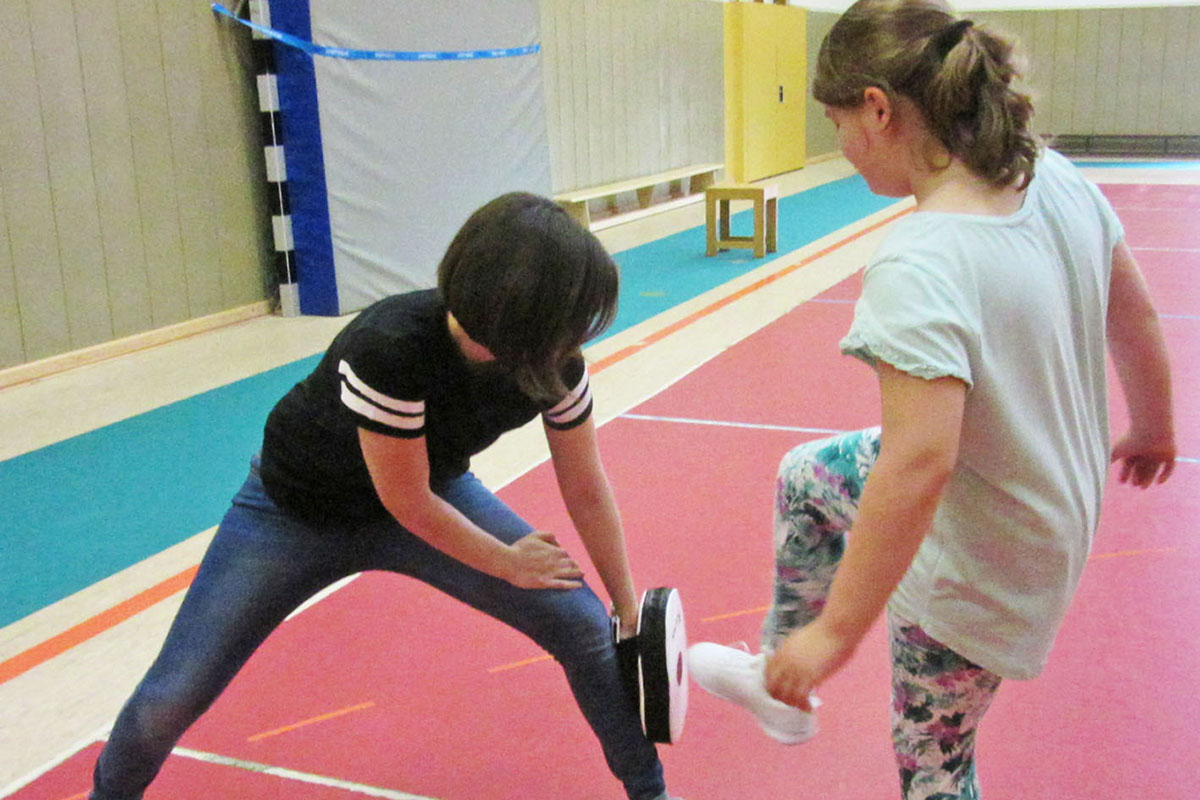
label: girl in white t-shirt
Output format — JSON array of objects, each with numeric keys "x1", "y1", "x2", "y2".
[{"x1": 688, "y1": 1, "x2": 1176, "y2": 797}]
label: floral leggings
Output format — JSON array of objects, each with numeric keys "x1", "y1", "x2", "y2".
[{"x1": 761, "y1": 428, "x2": 1002, "y2": 800}]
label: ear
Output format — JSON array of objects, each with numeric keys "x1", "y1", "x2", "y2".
[{"x1": 860, "y1": 86, "x2": 894, "y2": 131}]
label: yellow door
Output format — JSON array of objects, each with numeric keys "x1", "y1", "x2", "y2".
[
  {"x1": 742, "y1": 6, "x2": 781, "y2": 182},
  {"x1": 774, "y1": 7, "x2": 807, "y2": 173},
  {"x1": 725, "y1": 3, "x2": 807, "y2": 182}
]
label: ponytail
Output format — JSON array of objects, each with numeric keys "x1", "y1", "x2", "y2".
[{"x1": 813, "y1": 0, "x2": 1040, "y2": 188}]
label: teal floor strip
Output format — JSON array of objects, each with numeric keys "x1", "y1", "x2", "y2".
[
  {"x1": 0, "y1": 174, "x2": 889, "y2": 627},
  {"x1": 1, "y1": 357, "x2": 319, "y2": 624},
  {"x1": 603, "y1": 175, "x2": 892, "y2": 337}
]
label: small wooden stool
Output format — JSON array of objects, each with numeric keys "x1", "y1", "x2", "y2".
[{"x1": 705, "y1": 183, "x2": 779, "y2": 258}]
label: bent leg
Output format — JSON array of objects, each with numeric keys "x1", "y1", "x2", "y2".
[
  {"x1": 889, "y1": 615, "x2": 1002, "y2": 800},
  {"x1": 91, "y1": 466, "x2": 352, "y2": 800},
  {"x1": 762, "y1": 428, "x2": 880, "y2": 650},
  {"x1": 367, "y1": 473, "x2": 665, "y2": 800}
]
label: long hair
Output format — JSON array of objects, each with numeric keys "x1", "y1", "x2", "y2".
[
  {"x1": 813, "y1": 0, "x2": 1040, "y2": 189},
  {"x1": 437, "y1": 192, "x2": 619, "y2": 401}
]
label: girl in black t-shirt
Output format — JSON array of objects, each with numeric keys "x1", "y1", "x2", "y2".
[{"x1": 91, "y1": 194, "x2": 676, "y2": 800}]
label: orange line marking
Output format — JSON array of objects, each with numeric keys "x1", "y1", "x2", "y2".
[
  {"x1": 0, "y1": 565, "x2": 199, "y2": 685},
  {"x1": 2, "y1": 208, "x2": 908, "y2": 687},
  {"x1": 247, "y1": 700, "x2": 376, "y2": 742},
  {"x1": 59, "y1": 792, "x2": 89, "y2": 800},
  {"x1": 590, "y1": 208, "x2": 909, "y2": 373},
  {"x1": 488, "y1": 653, "x2": 555, "y2": 673},
  {"x1": 1089, "y1": 546, "x2": 1179, "y2": 561},
  {"x1": 700, "y1": 605, "x2": 770, "y2": 623}
]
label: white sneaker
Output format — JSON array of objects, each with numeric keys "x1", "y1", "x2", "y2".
[{"x1": 687, "y1": 642, "x2": 818, "y2": 745}]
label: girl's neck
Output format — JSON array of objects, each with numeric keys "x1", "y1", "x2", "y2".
[{"x1": 912, "y1": 159, "x2": 1026, "y2": 217}]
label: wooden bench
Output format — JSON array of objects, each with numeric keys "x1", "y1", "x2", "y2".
[{"x1": 554, "y1": 162, "x2": 723, "y2": 231}]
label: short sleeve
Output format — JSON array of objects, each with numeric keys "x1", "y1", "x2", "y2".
[
  {"x1": 839, "y1": 257, "x2": 976, "y2": 387},
  {"x1": 337, "y1": 330, "x2": 429, "y2": 439},
  {"x1": 542, "y1": 357, "x2": 593, "y2": 430},
  {"x1": 1080, "y1": 173, "x2": 1125, "y2": 253}
]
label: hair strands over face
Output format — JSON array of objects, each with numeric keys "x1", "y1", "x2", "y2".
[{"x1": 436, "y1": 193, "x2": 619, "y2": 402}]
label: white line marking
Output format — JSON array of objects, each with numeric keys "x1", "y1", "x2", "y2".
[
  {"x1": 621, "y1": 414, "x2": 1199, "y2": 464},
  {"x1": 621, "y1": 413, "x2": 846, "y2": 436},
  {"x1": 0, "y1": 728, "x2": 111, "y2": 798},
  {"x1": 171, "y1": 747, "x2": 439, "y2": 799}
]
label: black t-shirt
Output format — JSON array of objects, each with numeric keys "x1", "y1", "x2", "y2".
[{"x1": 259, "y1": 289, "x2": 593, "y2": 523}]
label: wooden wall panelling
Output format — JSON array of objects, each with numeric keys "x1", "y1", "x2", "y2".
[
  {"x1": 611, "y1": 0, "x2": 631, "y2": 182},
  {"x1": 540, "y1": 0, "x2": 722, "y2": 195},
  {"x1": 564, "y1": 4, "x2": 590, "y2": 190},
  {"x1": 632, "y1": 1, "x2": 657, "y2": 179},
  {"x1": 76, "y1": 0, "x2": 153, "y2": 340},
  {"x1": 116, "y1": 0, "x2": 189, "y2": 329},
  {"x1": 0, "y1": 178, "x2": 23, "y2": 368},
  {"x1": 1092, "y1": 10, "x2": 1123, "y2": 135},
  {"x1": 1113, "y1": 10, "x2": 1143, "y2": 134},
  {"x1": 583, "y1": 1, "x2": 608, "y2": 187},
  {"x1": 30, "y1": 0, "x2": 113, "y2": 353},
  {"x1": 539, "y1": 1, "x2": 570, "y2": 191},
  {"x1": 1183, "y1": 7, "x2": 1200, "y2": 138},
  {"x1": 0, "y1": 0, "x2": 71, "y2": 363},
  {"x1": 1028, "y1": 10, "x2": 1058, "y2": 134},
  {"x1": 1136, "y1": 7, "x2": 1167, "y2": 134},
  {"x1": 205, "y1": 8, "x2": 271, "y2": 307},
  {"x1": 687, "y1": 2, "x2": 724, "y2": 172},
  {"x1": 665, "y1": 2, "x2": 685, "y2": 170},
  {"x1": 626, "y1": 0, "x2": 651, "y2": 179},
  {"x1": 1069, "y1": 10, "x2": 1101, "y2": 138},
  {"x1": 159, "y1": 0, "x2": 223, "y2": 319},
  {"x1": 805, "y1": 11, "x2": 839, "y2": 159},
  {"x1": 1048, "y1": 10, "x2": 1078, "y2": 135},
  {"x1": 1159, "y1": 6, "x2": 1192, "y2": 136}
]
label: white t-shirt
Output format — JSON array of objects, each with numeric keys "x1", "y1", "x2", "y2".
[{"x1": 840, "y1": 149, "x2": 1125, "y2": 679}]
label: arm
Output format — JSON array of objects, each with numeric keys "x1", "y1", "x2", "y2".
[
  {"x1": 1106, "y1": 240, "x2": 1176, "y2": 487},
  {"x1": 765, "y1": 363, "x2": 966, "y2": 710},
  {"x1": 358, "y1": 428, "x2": 584, "y2": 589},
  {"x1": 544, "y1": 415, "x2": 639, "y2": 636}
]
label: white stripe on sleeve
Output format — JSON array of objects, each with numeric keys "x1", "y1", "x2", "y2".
[
  {"x1": 544, "y1": 369, "x2": 592, "y2": 427},
  {"x1": 340, "y1": 384, "x2": 425, "y2": 432},
  {"x1": 338, "y1": 360, "x2": 424, "y2": 415}
]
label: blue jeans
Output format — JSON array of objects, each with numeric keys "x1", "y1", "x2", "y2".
[{"x1": 92, "y1": 457, "x2": 665, "y2": 800}]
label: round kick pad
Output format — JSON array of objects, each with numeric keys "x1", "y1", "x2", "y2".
[{"x1": 636, "y1": 587, "x2": 688, "y2": 744}]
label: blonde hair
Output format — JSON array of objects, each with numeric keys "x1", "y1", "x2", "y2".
[{"x1": 813, "y1": 0, "x2": 1039, "y2": 189}]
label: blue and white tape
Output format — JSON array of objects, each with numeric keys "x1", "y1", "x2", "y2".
[{"x1": 212, "y1": 3, "x2": 539, "y2": 61}]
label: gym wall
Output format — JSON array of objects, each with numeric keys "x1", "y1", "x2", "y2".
[
  {"x1": 0, "y1": 0, "x2": 271, "y2": 371},
  {"x1": 541, "y1": 0, "x2": 725, "y2": 195},
  {"x1": 971, "y1": 6, "x2": 1200, "y2": 153},
  {"x1": 2, "y1": 2, "x2": 1197, "y2": 370}
]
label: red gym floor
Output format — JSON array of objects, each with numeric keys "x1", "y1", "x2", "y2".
[{"x1": 12, "y1": 181, "x2": 1199, "y2": 800}]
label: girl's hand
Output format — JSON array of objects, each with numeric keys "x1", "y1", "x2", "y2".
[
  {"x1": 764, "y1": 621, "x2": 858, "y2": 712},
  {"x1": 503, "y1": 531, "x2": 585, "y2": 589},
  {"x1": 1111, "y1": 431, "x2": 1176, "y2": 488},
  {"x1": 613, "y1": 610, "x2": 638, "y2": 642}
]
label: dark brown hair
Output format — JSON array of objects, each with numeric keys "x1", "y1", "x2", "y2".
[
  {"x1": 437, "y1": 192, "x2": 619, "y2": 401},
  {"x1": 813, "y1": 0, "x2": 1039, "y2": 189}
]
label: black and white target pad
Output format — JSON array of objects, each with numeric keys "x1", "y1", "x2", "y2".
[{"x1": 615, "y1": 587, "x2": 688, "y2": 744}]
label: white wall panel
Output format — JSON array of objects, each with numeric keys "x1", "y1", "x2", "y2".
[{"x1": 539, "y1": 0, "x2": 724, "y2": 193}]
